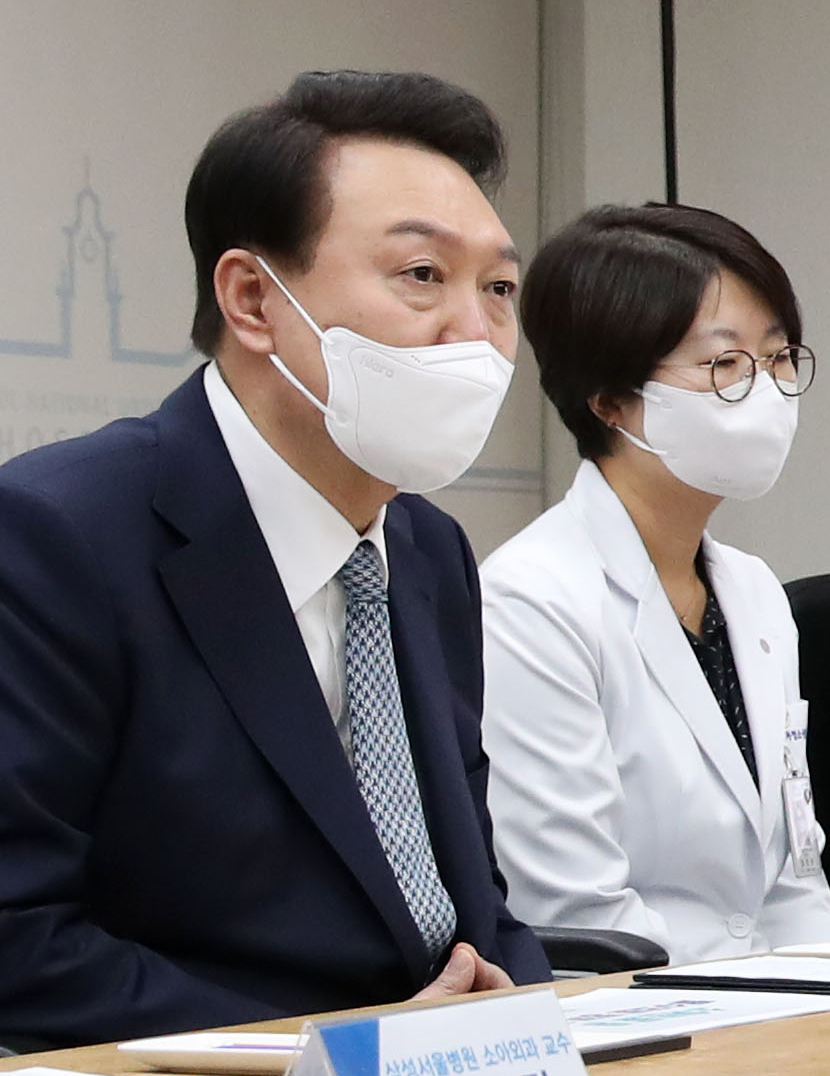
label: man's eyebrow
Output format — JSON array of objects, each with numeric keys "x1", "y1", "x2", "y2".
[
  {"x1": 498, "y1": 243, "x2": 522, "y2": 266},
  {"x1": 385, "y1": 219, "x2": 521, "y2": 265}
]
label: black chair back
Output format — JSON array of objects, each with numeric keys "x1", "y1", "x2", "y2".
[
  {"x1": 532, "y1": 925, "x2": 668, "y2": 977},
  {"x1": 785, "y1": 573, "x2": 830, "y2": 875}
]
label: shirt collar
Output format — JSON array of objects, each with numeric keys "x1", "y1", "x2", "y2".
[{"x1": 203, "y1": 361, "x2": 388, "y2": 612}]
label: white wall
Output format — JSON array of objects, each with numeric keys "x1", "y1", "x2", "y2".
[{"x1": 0, "y1": 0, "x2": 543, "y2": 561}]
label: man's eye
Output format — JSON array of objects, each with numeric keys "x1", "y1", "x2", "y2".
[
  {"x1": 405, "y1": 265, "x2": 440, "y2": 283},
  {"x1": 490, "y1": 280, "x2": 517, "y2": 299}
]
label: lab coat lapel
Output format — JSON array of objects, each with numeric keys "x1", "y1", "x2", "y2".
[
  {"x1": 632, "y1": 571, "x2": 762, "y2": 840},
  {"x1": 705, "y1": 541, "x2": 785, "y2": 848},
  {"x1": 572, "y1": 462, "x2": 761, "y2": 839},
  {"x1": 151, "y1": 372, "x2": 431, "y2": 978}
]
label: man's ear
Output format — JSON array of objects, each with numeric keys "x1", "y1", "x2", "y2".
[{"x1": 213, "y1": 249, "x2": 276, "y2": 355}]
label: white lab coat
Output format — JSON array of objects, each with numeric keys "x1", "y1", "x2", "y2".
[{"x1": 481, "y1": 461, "x2": 830, "y2": 963}]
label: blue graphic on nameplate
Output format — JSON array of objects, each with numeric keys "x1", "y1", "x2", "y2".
[{"x1": 288, "y1": 988, "x2": 585, "y2": 1076}]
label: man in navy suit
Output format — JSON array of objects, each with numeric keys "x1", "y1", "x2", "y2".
[{"x1": 0, "y1": 70, "x2": 549, "y2": 1051}]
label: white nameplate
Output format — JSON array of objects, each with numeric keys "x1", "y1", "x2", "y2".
[{"x1": 288, "y1": 988, "x2": 586, "y2": 1076}]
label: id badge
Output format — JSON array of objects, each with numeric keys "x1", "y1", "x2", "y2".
[{"x1": 783, "y1": 775, "x2": 821, "y2": 877}]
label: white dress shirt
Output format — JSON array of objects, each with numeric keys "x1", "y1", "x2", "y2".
[{"x1": 203, "y1": 360, "x2": 387, "y2": 758}]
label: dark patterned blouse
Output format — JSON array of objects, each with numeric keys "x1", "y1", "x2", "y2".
[{"x1": 683, "y1": 587, "x2": 760, "y2": 790}]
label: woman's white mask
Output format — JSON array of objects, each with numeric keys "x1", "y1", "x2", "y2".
[
  {"x1": 255, "y1": 255, "x2": 514, "y2": 493},
  {"x1": 614, "y1": 373, "x2": 798, "y2": 500}
]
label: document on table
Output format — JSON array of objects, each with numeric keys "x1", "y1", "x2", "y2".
[
  {"x1": 560, "y1": 986, "x2": 830, "y2": 1045},
  {"x1": 633, "y1": 954, "x2": 830, "y2": 992}
]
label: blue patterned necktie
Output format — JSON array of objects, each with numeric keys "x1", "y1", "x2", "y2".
[{"x1": 337, "y1": 541, "x2": 457, "y2": 961}]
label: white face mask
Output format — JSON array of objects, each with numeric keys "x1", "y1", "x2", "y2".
[
  {"x1": 255, "y1": 255, "x2": 514, "y2": 493},
  {"x1": 614, "y1": 372, "x2": 798, "y2": 500}
]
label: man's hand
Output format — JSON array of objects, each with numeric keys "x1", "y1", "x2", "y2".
[{"x1": 412, "y1": 942, "x2": 514, "y2": 1001}]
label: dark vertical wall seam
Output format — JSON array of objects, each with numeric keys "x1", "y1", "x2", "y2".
[
  {"x1": 535, "y1": 0, "x2": 548, "y2": 512},
  {"x1": 661, "y1": 0, "x2": 678, "y2": 202},
  {"x1": 535, "y1": 0, "x2": 546, "y2": 245}
]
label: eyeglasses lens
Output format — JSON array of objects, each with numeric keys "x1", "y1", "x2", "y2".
[
  {"x1": 713, "y1": 352, "x2": 754, "y2": 401},
  {"x1": 777, "y1": 346, "x2": 815, "y2": 396}
]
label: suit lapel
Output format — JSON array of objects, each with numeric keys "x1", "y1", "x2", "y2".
[
  {"x1": 572, "y1": 463, "x2": 761, "y2": 840},
  {"x1": 151, "y1": 371, "x2": 430, "y2": 979}
]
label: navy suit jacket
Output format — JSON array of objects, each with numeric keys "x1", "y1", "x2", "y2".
[{"x1": 0, "y1": 368, "x2": 548, "y2": 1048}]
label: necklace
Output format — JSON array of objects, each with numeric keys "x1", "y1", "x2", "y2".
[{"x1": 674, "y1": 574, "x2": 702, "y2": 625}]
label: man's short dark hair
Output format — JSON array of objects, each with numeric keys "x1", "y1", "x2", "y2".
[
  {"x1": 185, "y1": 70, "x2": 507, "y2": 356},
  {"x1": 520, "y1": 202, "x2": 802, "y2": 459}
]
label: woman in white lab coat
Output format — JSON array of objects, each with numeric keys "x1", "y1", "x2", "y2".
[{"x1": 482, "y1": 203, "x2": 830, "y2": 963}]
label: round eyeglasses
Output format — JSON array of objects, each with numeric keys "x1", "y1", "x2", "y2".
[{"x1": 659, "y1": 345, "x2": 816, "y2": 402}]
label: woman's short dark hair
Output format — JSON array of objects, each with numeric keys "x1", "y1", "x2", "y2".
[
  {"x1": 520, "y1": 203, "x2": 802, "y2": 459},
  {"x1": 185, "y1": 69, "x2": 507, "y2": 356}
]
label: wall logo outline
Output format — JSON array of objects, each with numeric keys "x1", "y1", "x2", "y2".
[{"x1": 0, "y1": 173, "x2": 193, "y2": 367}]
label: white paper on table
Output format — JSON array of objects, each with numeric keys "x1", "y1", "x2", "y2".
[
  {"x1": 560, "y1": 987, "x2": 830, "y2": 1049},
  {"x1": 2, "y1": 1069, "x2": 100, "y2": 1076},
  {"x1": 773, "y1": 942, "x2": 830, "y2": 958}
]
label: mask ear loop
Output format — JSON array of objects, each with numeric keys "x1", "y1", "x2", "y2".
[
  {"x1": 609, "y1": 387, "x2": 668, "y2": 457},
  {"x1": 254, "y1": 254, "x2": 331, "y2": 418},
  {"x1": 612, "y1": 423, "x2": 667, "y2": 457},
  {"x1": 255, "y1": 255, "x2": 325, "y2": 341}
]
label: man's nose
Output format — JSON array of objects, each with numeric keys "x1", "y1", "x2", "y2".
[{"x1": 438, "y1": 292, "x2": 489, "y2": 344}]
